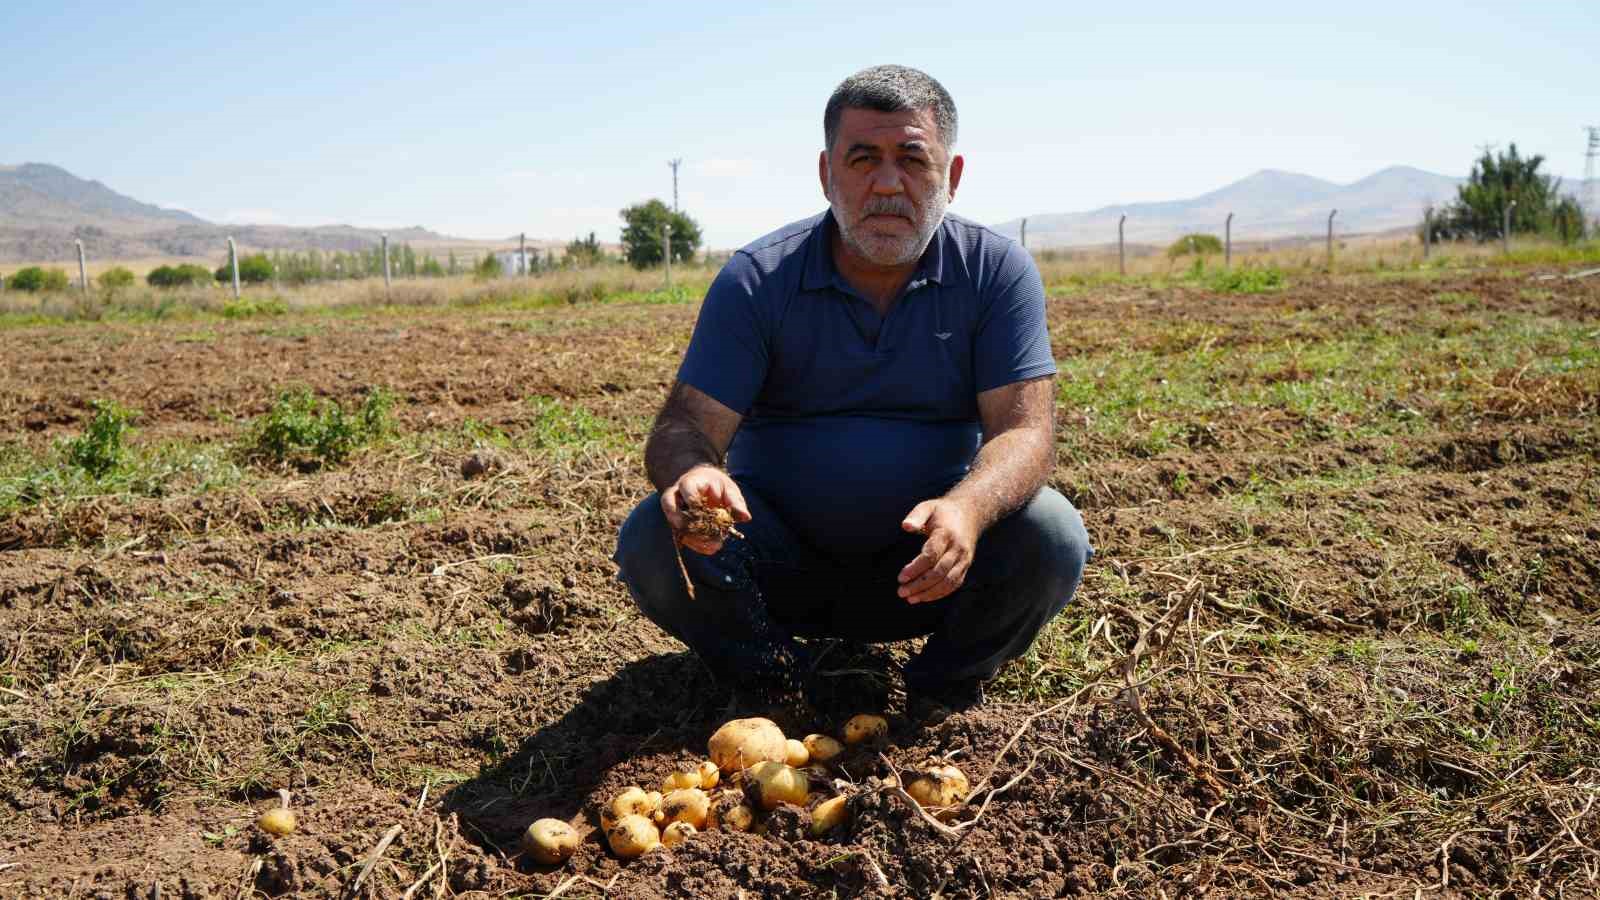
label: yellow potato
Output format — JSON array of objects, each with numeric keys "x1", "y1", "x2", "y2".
[
  {"x1": 708, "y1": 717, "x2": 788, "y2": 773},
  {"x1": 522, "y1": 818, "x2": 579, "y2": 865},
  {"x1": 842, "y1": 714, "x2": 888, "y2": 745},
  {"x1": 610, "y1": 786, "x2": 656, "y2": 820},
  {"x1": 257, "y1": 807, "x2": 297, "y2": 836},
  {"x1": 606, "y1": 814, "x2": 660, "y2": 858},
  {"x1": 697, "y1": 760, "x2": 720, "y2": 789},
  {"x1": 802, "y1": 733, "x2": 844, "y2": 764},
  {"x1": 661, "y1": 821, "x2": 696, "y2": 848},
  {"x1": 659, "y1": 788, "x2": 710, "y2": 829},
  {"x1": 906, "y1": 765, "x2": 971, "y2": 818},
  {"x1": 785, "y1": 738, "x2": 809, "y2": 767},
  {"x1": 708, "y1": 789, "x2": 753, "y2": 832},
  {"x1": 662, "y1": 770, "x2": 702, "y2": 792},
  {"x1": 747, "y1": 761, "x2": 810, "y2": 811},
  {"x1": 810, "y1": 795, "x2": 850, "y2": 836}
]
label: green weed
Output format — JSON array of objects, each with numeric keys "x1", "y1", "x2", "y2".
[
  {"x1": 64, "y1": 400, "x2": 137, "y2": 478},
  {"x1": 1207, "y1": 266, "x2": 1287, "y2": 294},
  {"x1": 239, "y1": 388, "x2": 395, "y2": 469}
]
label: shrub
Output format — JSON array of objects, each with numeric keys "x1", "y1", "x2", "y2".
[
  {"x1": 475, "y1": 252, "x2": 504, "y2": 280},
  {"x1": 147, "y1": 264, "x2": 213, "y2": 287},
  {"x1": 215, "y1": 253, "x2": 274, "y2": 285},
  {"x1": 7, "y1": 266, "x2": 71, "y2": 292},
  {"x1": 221, "y1": 296, "x2": 288, "y2": 319},
  {"x1": 1167, "y1": 234, "x2": 1224, "y2": 258},
  {"x1": 1207, "y1": 266, "x2": 1286, "y2": 294},
  {"x1": 64, "y1": 401, "x2": 136, "y2": 478},
  {"x1": 97, "y1": 266, "x2": 136, "y2": 293},
  {"x1": 239, "y1": 388, "x2": 395, "y2": 469}
]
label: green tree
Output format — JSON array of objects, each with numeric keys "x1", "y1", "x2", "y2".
[
  {"x1": 619, "y1": 200, "x2": 702, "y2": 269},
  {"x1": 1443, "y1": 144, "x2": 1563, "y2": 241},
  {"x1": 148, "y1": 263, "x2": 213, "y2": 287},
  {"x1": 7, "y1": 266, "x2": 71, "y2": 292},
  {"x1": 475, "y1": 252, "x2": 503, "y2": 279},
  {"x1": 97, "y1": 266, "x2": 136, "y2": 294},
  {"x1": 565, "y1": 232, "x2": 604, "y2": 268},
  {"x1": 215, "y1": 253, "x2": 274, "y2": 285}
]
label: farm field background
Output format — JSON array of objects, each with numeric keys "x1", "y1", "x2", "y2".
[{"x1": 1, "y1": 262, "x2": 1597, "y2": 897}]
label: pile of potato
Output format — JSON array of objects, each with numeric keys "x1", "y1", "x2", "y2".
[{"x1": 521, "y1": 713, "x2": 970, "y2": 864}]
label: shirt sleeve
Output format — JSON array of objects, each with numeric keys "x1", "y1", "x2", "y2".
[
  {"x1": 676, "y1": 252, "x2": 770, "y2": 414},
  {"x1": 973, "y1": 240, "x2": 1057, "y2": 393}
]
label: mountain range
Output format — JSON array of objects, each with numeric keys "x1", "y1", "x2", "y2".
[{"x1": 994, "y1": 166, "x2": 1598, "y2": 249}]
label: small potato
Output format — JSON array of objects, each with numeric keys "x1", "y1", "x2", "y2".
[
  {"x1": 522, "y1": 818, "x2": 579, "y2": 865},
  {"x1": 802, "y1": 733, "x2": 844, "y2": 764},
  {"x1": 661, "y1": 821, "x2": 696, "y2": 848},
  {"x1": 708, "y1": 717, "x2": 788, "y2": 773},
  {"x1": 785, "y1": 738, "x2": 809, "y2": 768},
  {"x1": 906, "y1": 765, "x2": 971, "y2": 818},
  {"x1": 257, "y1": 807, "x2": 297, "y2": 836},
  {"x1": 697, "y1": 760, "x2": 720, "y2": 789},
  {"x1": 659, "y1": 788, "x2": 710, "y2": 829},
  {"x1": 709, "y1": 790, "x2": 752, "y2": 832},
  {"x1": 810, "y1": 794, "x2": 850, "y2": 836},
  {"x1": 662, "y1": 770, "x2": 702, "y2": 792},
  {"x1": 606, "y1": 814, "x2": 660, "y2": 858},
  {"x1": 747, "y1": 761, "x2": 810, "y2": 811},
  {"x1": 610, "y1": 786, "x2": 656, "y2": 820},
  {"x1": 842, "y1": 714, "x2": 888, "y2": 745}
]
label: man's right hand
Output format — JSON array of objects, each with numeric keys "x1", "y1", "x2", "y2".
[{"x1": 660, "y1": 464, "x2": 751, "y2": 555}]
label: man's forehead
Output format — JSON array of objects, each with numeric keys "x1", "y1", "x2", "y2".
[{"x1": 836, "y1": 106, "x2": 940, "y2": 147}]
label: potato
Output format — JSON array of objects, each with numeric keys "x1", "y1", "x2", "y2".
[
  {"x1": 784, "y1": 738, "x2": 810, "y2": 767},
  {"x1": 659, "y1": 788, "x2": 710, "y2": 829},
  {"x1": 610, "y1": 786, "x2": 657, "y2": 820},
  {"x1": 709, "y1": 790, "x2": 754, "y2": 832},
  {"x1": 810, "y1": 794, "x2": 850, "y2": 836},
  {"x1": 697, "y1": 760, "x2": 721, "y2": 789},
  {"x1": 522, "y1": 818, "x2": 578, "y2": 865},
  {"x1": 606, "y1": 814, "x2": 660, "y2": 858},
  {"x1": 708, "y1": 717, "x2": 788, "y2": 772},
  {"x1": 906, "y1": 765, "x2": 971, "y2": 817},
  {"x1": 802, "y1": 733, "x2": 844, "y2": 764},
  {"x1": 662, "y1": 770, "x2": 702, "y2": 792},
  {"x1": 257, "y1": 807, "x2": 297, "y2": 836},
  {"x1": 842, "y1": 714, "x2": 888, "y2": 745},
  {"x1": 661, "y1": 821, "x2": 696, "y2": 848},
  {"x1": 747, "y1": 761, "x2": 810, "y2": 810}
]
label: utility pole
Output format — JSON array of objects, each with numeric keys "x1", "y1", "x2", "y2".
[
  {"x1": 75, "y1": 240, "x2": 88, "y2": 293},
  {"x1": 663, "y1": 222, "x2": 673, "y2": 289},
  {"x1": 1585, "y1": 127, "x2": 1598, "y2": 229},
  {"x1": 1118, "y1": 214, "x2": 1126, "y2": 276},
  {"x1": 1224, "y1": 213, "x2": 1234, "y2": 269},
  {"x1": 227, "y1": 237, "x2": 241, "y2": 299},
  {"x1": 668, "y1": 158, "x2": 683, "y2": 213}
]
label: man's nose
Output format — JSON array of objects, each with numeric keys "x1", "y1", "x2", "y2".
[{"x1": 869, "y1": 161, "x2": 905, "y2": 194}]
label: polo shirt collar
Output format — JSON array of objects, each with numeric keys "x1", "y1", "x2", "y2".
[{"x1": 802, "y1": 209, "x2": 948, "y2": 294}]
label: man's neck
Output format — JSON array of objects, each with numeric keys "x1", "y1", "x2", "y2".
[{"x1": 829, "y1": 229, "x2": 919, "y2": 314}]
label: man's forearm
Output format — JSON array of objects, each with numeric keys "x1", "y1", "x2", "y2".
[
  {"x1": 945, "y1": 427, "x2": 1053, "y2": 532},
  {"x1": 644, "y1": 413, "x2": 722, "y2": 494}
]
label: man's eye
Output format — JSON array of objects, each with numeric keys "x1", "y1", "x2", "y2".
[{"x1": 904, "y1": 157, "x2": 928, "y2": 169}]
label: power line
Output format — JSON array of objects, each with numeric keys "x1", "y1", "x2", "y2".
[{"x1": 667, "y1": 158, "x2": 683, "y2": 213}]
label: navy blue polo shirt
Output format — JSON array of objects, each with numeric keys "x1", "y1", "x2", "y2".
[{"x1": 677, "y1": 210, "x2": 1055, "y2": 558}]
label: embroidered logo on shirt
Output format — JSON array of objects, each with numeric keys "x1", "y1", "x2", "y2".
[{"x1": 934, "y1": 332, "x2": 952, "y2": 340}]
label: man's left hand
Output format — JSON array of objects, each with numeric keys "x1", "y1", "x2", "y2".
[{"x1": 897, "y1": 498, "x2": 979, "y2": 604}]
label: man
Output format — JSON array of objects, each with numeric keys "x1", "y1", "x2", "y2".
[{"x1": 614, "y1": 65, "x2": 1091, "y2": 717}]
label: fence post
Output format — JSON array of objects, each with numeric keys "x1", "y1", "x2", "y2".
[
  {"x1": 1224, "y1": 213, "x2": 1234, "y2": 269},
  {"x1": 227, "y1": 237, "x2": 242, "y2": 299},
  {"x1": 1503, "y1": 201, "x2": 1516, "y2": 255},
  {"x1": 1422, "y1": 211, "x2": 1432, "y2": 261},
  {"x1": 519, "y1": 232, "x2": 527, "y2": 277},
  {"x1": 1118, "y1": 214, "x2": 1126, "y2": 276},
  {"x1": 76, "y1": 240, "x2": 88, "y2": 293},
  {"x1": 1326, "y1": 209, "x2": 1338, "y2": 269},
  {"x1": 1020, "y1": 217, "x2": 1027, "y2": 250},
  {"x1": 381, "y1": 233, "x2": 391, "y2": 299},
  {"x1": 663, "y1": 223, "x2": 672, "y2": 289}
]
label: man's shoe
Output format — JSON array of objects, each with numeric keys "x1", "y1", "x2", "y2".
[{"x1": 906, "y1": 677, "x2": 986, "y2": 724}]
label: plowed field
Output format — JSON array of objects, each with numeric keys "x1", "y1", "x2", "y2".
[{"x1": 2, "y1": 268, "x2": 1597, "y2": 897}]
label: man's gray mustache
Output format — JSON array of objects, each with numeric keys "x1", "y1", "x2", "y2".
[{"x1": 861, "y1": 199, "x2": 914, "y2": 219}]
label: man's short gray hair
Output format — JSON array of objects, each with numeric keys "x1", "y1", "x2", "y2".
[{"x1": 823, "y1": 65, "x2": 957, "y2": 153}]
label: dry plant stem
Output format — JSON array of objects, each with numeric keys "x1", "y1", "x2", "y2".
[{"x1": 350, "y1": 823, "x2": 403, "y2": 893}]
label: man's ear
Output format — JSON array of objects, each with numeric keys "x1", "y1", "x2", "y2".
[
  {"x1": 947, "y1": 154, "x2": 965, "y2": 200},
  {"x1": 818, "y1": 150, "x2": 832, "y2": 201}
]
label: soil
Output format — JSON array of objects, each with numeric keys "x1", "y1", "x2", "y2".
[{"x1": 1, "y1": 268, "x2": 1597, "y2": 897}]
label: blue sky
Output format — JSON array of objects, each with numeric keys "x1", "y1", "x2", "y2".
[{"x1": 5, "y1": 1, "x2": 1596, "y2": 248}]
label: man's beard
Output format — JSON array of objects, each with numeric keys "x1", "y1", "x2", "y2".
[{"x1": 828, "y1": 167, "x2": 949, "y2": 267}]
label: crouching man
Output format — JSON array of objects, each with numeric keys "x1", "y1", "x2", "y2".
[{"x1": 614, "y1": 64, "x2": 1091, "y2": 717}]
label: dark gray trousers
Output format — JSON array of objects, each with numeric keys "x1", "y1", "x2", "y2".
[{"x1": 613, "y1": 483, "x2": 1091, "y2": 692}]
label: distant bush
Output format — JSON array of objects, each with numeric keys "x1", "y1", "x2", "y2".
[
  {"x1": 7, "y1": 266, "x2": 71, "y2": 292},
  {"x1": 97, "y1": 266, "x2": 136, "y2": 293},
  {"x1": 216, "y1": 253, "x2": 274, "y2": 285},
  {"x1": 1167, "y1": 234, "x2": 1224, "y2": 258},
  {"x1": 147, "y1": 263, "x2": 213, "y2": 287},
  {"x1": 239, "y1": 388, "x2": 395, "y2": 469},
  {"x1": 65, "y1": 400, "x2": 136, "y2": 478}
]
